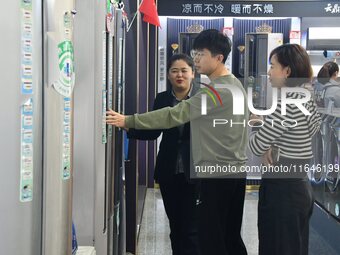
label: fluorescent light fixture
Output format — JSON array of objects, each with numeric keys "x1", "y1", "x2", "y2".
[{"x1": 308, "y1": 27, "x2": 340, "y2": 40}]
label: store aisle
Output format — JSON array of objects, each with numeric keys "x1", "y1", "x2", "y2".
[
  {"x1": 137, "y1": 189, "x2": 259, "y2": 255},
  {"x1": 137, "y1": 188, "x2": 339, "y2": 255},
  {"x1": 137, "y1": 188, "x2": 172, "y2": 255}
]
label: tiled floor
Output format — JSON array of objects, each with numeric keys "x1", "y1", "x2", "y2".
[
  {"x1": 137, "y1": 189, "x2": 258, "y2": 255},
  {"x1": 137, "y1": 189, "x2": 172, "y2": 255},
  {"x1": 137, "y1": 188, "x2": 339, "y2": 255}
]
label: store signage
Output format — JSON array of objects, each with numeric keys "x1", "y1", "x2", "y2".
[
  {"x1": 182, "y1": 3, "x2": 225, "y2": 14},
  {"x1": 223, "y1": 27, "x2": 234, "y2": 37},
  {"x1": 181, "y1": 3, "x2": 274, "y2": 15},
  {"x1": 158, "y1": 1, "x2": 340, "y2": 17},
  {"x1": 230, "y1": 3, "x2": 274, "y2": 15},
  {"x1": 324, "y1": 3, "x2": 340, "y2": 13},
  {"x1": 289, "y1": 30, "x2": 301, "y2": 39}
]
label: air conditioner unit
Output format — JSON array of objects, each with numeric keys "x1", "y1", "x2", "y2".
[{"x1": 307, "y1": 27, "x2": 340, "y2": 50}]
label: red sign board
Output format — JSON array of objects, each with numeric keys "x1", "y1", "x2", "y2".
[
  {"x1": 223, "y1": 27, "x2": 234, "y2": 37},
  {"x1": 289, "y1": 30, "x2": 301, "y2": 39}
]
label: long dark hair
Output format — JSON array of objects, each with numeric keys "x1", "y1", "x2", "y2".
[
  {"x1": 317, "y1": 61, "x2": 339, "y2": 85},
  {"x1": 166, "y1": 54, "x2": 194, "y2": 91},
  {"x1": 269, "y1": 44, "x2": 313, "y2": 87}
]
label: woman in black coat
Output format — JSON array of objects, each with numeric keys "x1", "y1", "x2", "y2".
[{"x1": 127, "y1": 54, "x2": 200, "y2": 255}]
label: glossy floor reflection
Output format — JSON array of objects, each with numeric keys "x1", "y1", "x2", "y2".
[
  {"x1": 137, "y1": 188, "x2": 339, "y2": 255},
  {"x1": 137, "y1": 189, "x2": 258, "y2": 255},
  {"x1": 137, "y1": 188, "x2": 172, "y2": 255}
]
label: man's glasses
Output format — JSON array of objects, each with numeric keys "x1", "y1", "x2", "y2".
[{"x1": 190, "y1": 50, "x2": 205, "y2": 60}]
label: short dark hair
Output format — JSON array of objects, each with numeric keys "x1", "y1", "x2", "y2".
[
  {"x1": 166, "y1": 53, "x2": 194, "y2": 73},
  {"x1": 269, "y1": 44, "x2": 313, "y2": 87},
  {"x1": 193, "y1": 29, "x2": 231, "y2": 64},
  {"x1": 317, "y1": 61, "x2": 339, "y2": 85}
]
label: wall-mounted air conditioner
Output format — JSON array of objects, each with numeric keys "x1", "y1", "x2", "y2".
[{"x1": 307, "y1": 27, "x2": 340, "y2": 50}]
